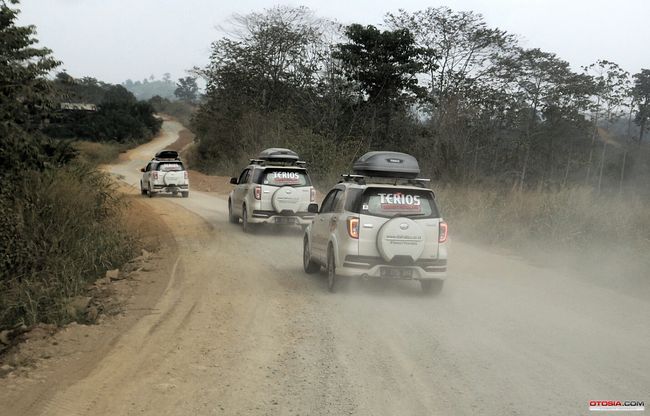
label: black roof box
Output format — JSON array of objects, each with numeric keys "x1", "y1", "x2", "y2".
[
  {"x1": 257, "y1": 148, "x2": 299, "y2": 163},
  {"x1": 154, "y1": 150, "x2": 180, "y2": 160},
  {"x1": 352, "y1": 151, "x2": 420, "y2": 179}
]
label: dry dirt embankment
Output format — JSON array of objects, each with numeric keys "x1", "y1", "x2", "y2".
[{"x1": 1, "y1": 120, "x2": 649, "y2": 416}]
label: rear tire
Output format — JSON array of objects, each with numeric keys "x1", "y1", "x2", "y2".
[
  {"x1": 242, "y1": 206, "x2": 252, "y2": 233},
  {"x1": 140, "y1": 181, "x2": 146, "y2": 196},
  {"x1": 228, "y1": 200, "x2": 238, "y2": 224},
  {"x1": 182, "y1": 191, "x2": 189, "y2": 198},
  {"x1": 420, "y1": 279, "x2": 444, "y2": 295},
  {"x1": 303, "y1": 238, "x2": 320, "y2": 274},
  {"x1": 327, "y1": 247, "x2": 337, "y2": 293}
]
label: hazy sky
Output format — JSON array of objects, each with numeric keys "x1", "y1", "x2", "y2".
[{"x1": 17, "y1": 0, "x2": 650, "y2": 84}]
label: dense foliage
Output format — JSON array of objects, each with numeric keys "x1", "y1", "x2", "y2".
[
  {"x1": 0, "y1": 1, "x2": 139, "y2": 328},
  {"x1": 45, "y1": 74, "x2": 161, "y2": 143},
  {"x1": 192, "y1": 6, "x2": 650, "y2": 194}
]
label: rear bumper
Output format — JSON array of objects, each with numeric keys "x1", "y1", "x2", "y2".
[
  {"x1": 250, "y1": 210, "x2": 315, "y2": 225},
  {"x1": 337, "y1": 255, "x2": 447, "y2": 280},
  {"x1": 153, "y1": 184, "x2": 189, "y2": 191}
]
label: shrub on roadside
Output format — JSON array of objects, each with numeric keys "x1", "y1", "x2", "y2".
[
  {"x1": 72, "y1": 141, "x2": 126, "y2": 166},
  {"x1": 0, "y1": 163, "x2": 136, "y2": 328},
  {"x1": 190, "y1": 109, "x2": 363, "y2": 188},
  {"x1": 436, "y1": 185, "x2": 650, "y2": 251}
]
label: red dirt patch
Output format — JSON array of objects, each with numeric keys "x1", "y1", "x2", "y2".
[{"x1": 166, "y1": 129, "x2": 195, "y2": 153}]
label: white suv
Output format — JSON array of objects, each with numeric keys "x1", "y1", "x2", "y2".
[
  {"x1": 303, "y1": 152, "x2": 448, "y2": 294},
  {"x1": 140, "y1": 150, "x2": 189, "y2": 198},
  {"x1": 228, "y1": 148, "x2": 317, "y2": 232}
]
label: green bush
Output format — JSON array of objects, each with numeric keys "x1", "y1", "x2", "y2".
[
  {"x1": 0, "y1": 163, "x2": 136, "y2": 328},
  {"x1": 190, "y1": 109, "x2": 363, "y2": 188}
]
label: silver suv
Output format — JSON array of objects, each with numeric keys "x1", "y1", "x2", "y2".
[
  {"x1": 140, "y1": 150, "x2": 189, "y2": 198},
  {"x1": 228, "y1": 148, "x2": 316, "y2": 232},
  {"x1": 303, "y1": 152, "x2": 448, "y2": 294}
]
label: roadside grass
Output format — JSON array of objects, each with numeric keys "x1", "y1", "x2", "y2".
[
  {"x1": 436, "y1": 185, "x2": 650, "y2": 249},
  {"x1": 0, "y1": 163, "x2": 137, "y2": 329},
  {"x1": 435, "y1": 184, "x2": 650, "y2": 284},
  {"x1": 73, "y1": 141, "x2": 126, "y2": 165}
]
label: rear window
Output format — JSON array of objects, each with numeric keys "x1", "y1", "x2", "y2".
[
  {"x1": 156, "y1": 162, "x2": 184, "y2": 172},
  {"x1": 360, "y1": 188, "x2": 439, "y2": 218},
  {"x1": 257, "y1": 169, "x2": 311, "y2": 187}
]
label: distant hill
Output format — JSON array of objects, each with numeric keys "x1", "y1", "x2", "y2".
[{"x1": 123, "y1": 75, "x2": 176, "y2": 101}]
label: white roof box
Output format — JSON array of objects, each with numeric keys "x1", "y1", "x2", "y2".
[
  {"x1": 353, "y1": 151, "x2": 420, "y2": 179},
  {"x1": 257, "y1": 148, "x2": 300, "y2": 163}
]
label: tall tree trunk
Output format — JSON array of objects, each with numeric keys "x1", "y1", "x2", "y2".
[
  {"x1": 585, "y1": 117, "x2": 599, "y2": 184},
  {"x1": 491, "y1": 142, "x2": 499, "y2": 175},
  {"x1": 520, "y1": 145, "x2": 529, "y2": 192},
  {"x1": 597, "y1": 142, "x2": 607, "y2": 195},
  {"x1": 562, "y1": 148, "x2": 572, "y2": 189},
  {"x1": 472, "y1": 138, "x2": 479, "y2": 181},
  {"x1": 619, "y1": 150, "x2": 627, "y2": 194},
  {"x1": 640, "y1": 118, "x2": 647, "y2": 144},
  {"x1": 586, "y1": 99, "x2": 601, "y2": 183},
  {"x1": 626, "y1": 101, "x2": 635, "y2": 138}
]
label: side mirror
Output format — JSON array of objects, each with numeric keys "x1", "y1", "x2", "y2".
[
  {"x1": 229, "y1": 177, "x2": 238, "y2": 185},
  {"x1": 140, "y1": 168, "x2": 145, "y2": 172},
  {"x1": 307, "y1": 203, "x2": 319, "y2": 213}
]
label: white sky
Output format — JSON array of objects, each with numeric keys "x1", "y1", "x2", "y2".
[{"x1": 17, "y1": 0, "x2": 650, "y2": 84}]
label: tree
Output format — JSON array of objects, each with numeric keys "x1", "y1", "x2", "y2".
[
  {"x1": 333, "y1": 24, "x2": 425, "y2": 148},
  {"x1": 174, "y1": 76, "x2": 199, "y2": 103},
  {"x1": 334, "y1": 24, "x2": 425, "y2": 105},
  {"x1": 582, "y1": 60, "x2": 629, "y2": 187},
  {"x1": 200, "y1": 6, "x2": 328, "y2": 112},
  {"x1": 496, "y1": 48, "x2": 592, "y2": 188},
  {"x1": 193, "y1": 6, "x2": 333, "y2": 165},
  {"x1": 103, "y1": 84, "x2": 137, "y2": 105},
  {"x1": 386, "y1": 7, "x2": 516, "y2": 109},
  {"x1": 632, "y1": 69, "x2": 650, "y2": 143},
  {"x1": 0, "y1": 0, "x2": 61, "y2": 175}
]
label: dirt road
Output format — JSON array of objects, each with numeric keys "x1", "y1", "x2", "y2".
[{"x1": 1, "y1": 120, "x2": 649, "y2": 415}]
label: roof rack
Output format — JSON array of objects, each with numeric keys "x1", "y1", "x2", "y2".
[{"x1": 339, "y1": 174, "x2": 431, "y2": 188}]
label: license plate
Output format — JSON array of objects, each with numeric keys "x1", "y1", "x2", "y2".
[
  {"x1": 275, "y1": 217, "x2": 296, "y2": 224},
  {"x1": 380, "y1": 267, "x2": 413, "y2": 279}
]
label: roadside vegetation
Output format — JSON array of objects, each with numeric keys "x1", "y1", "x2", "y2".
[
  {"x1": 148, "y1": 95, "x2": 196, "y2": 127},
  {"x1": 188, "y1": 6, "x2": 650, "y2": 259},
  {"x1": 0, "y1": 1, "x2": 156, "y2": 329},
  {"x1": 46, "y1": 73, "x2": 161, "y2": 144}
]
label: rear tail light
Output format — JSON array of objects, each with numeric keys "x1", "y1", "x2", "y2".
[
  {"x1": 254, "y1": 186, "x2": 262, "y2": 200},
  {"x1": 347, "y1": 217, "x2": 359, "y2": 239},
  {"x1": 310, "y1": 187, "x2": 316, "y2": 203},
  {"x1": 438, "y1": 221, "x2": 448, "y2": 243},
  {"x1": 184, "y1": 171, "x2": 188, "y2": 180},
  {"x1": 152, "y1": 171, "x2": 158, "y2": 180}
]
